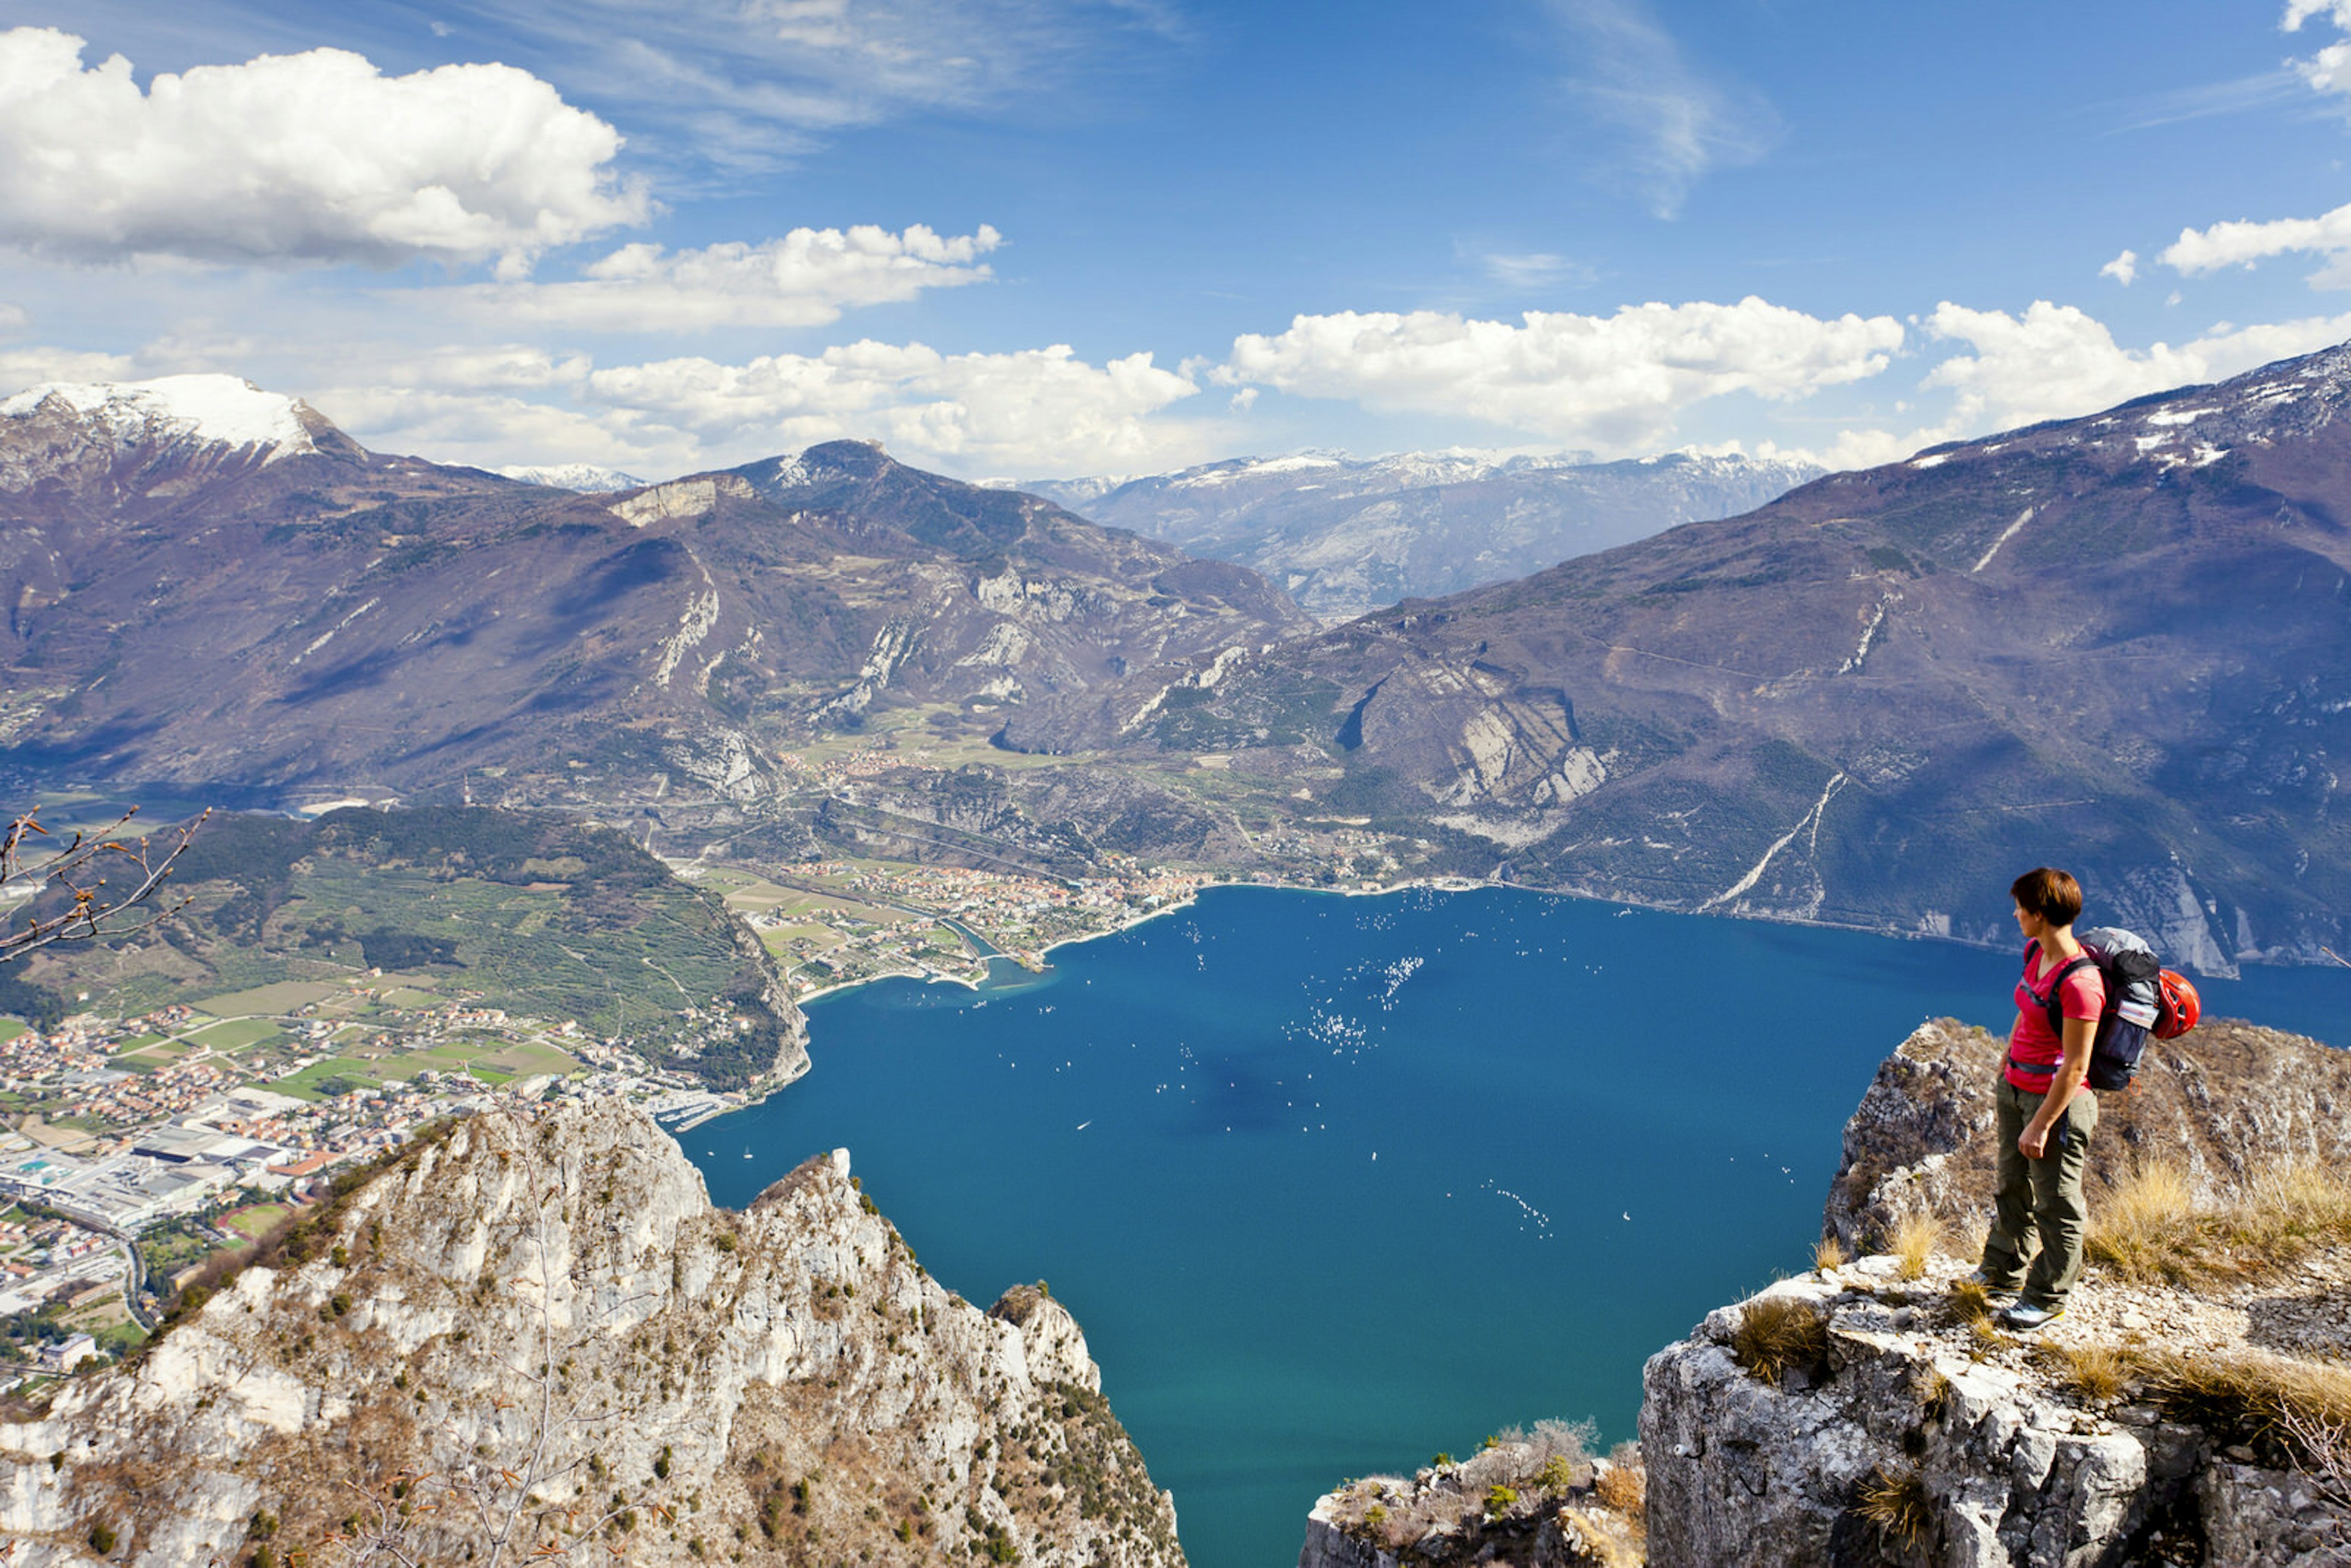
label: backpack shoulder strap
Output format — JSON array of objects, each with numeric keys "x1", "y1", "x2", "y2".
[{"x1": 2039, "y1": 952, "x2": 2098, "y2": 1034}]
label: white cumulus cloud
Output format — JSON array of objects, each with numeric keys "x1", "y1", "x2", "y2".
[
  {"x1": 313, "y1": 384, "x2": 695, "y2": 476},
  {"x1": 1921, "y1": 299, "x2": 2351, "y2": 433},
  {"x1": 1215, "y1": 298, "x2": 1904, "y2": 452},
  {"x1": 2142, "y1": 6, "x2": 2351, "y2": 291},
  {"x1": 2158, "y1": 200, "x2": 2351, "y2": 287},
  {"x1": 2285, "y1": 0, "x2": 2351, "y2": 94},
  {"x1": 582, "y1": 341, "x2": 1209, "y2": 473},
  {"x1": 0, "y1": 345, "x2": 138, "y2": 392},
  {"x1": 0, "y1": 27, "x2": 648, "y2": 275},
  {"x1": 2100, "y1": 250, "x2": 2139, "y2": 285},
  {"x1": 453, "y1": 225, "x2": 1002, "y2": 330}
]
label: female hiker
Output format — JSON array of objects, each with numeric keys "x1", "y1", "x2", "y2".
[{"x1": 1973, "y1": 866, "x2": 2102, "y2": 1330}]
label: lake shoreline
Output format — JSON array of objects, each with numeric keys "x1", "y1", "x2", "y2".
[{"x1": 751, "y1": 871, "x2": 2343, "y2": 1110}]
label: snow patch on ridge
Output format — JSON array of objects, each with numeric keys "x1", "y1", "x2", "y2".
[
  {"x1": 1971, "y1": 506, "x2": 2034, "y2": 574},
  {"x1": 1838, "y1": 593, "x2": 1900, "y2": 673},
  {"x1": 501, "y1": 463, "x2": 647, "y2": 493},
  {"x1": 0, "y1": 374, "x2": 315, "y2": 463},
  {"x1": 1700, "y1": 771, "x2": 1848, "y2": 913}
]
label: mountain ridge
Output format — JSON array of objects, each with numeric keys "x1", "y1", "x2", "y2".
[
  {"x1": 1140, "y1": 340, "x2": 2351, "y2": 969},
  {"x1": 0, "y1": 392, "x2": 1309, "y2": 808},
  {"x1": 2, "y1": 1100, "x2": 1185, "y2": 1566}
]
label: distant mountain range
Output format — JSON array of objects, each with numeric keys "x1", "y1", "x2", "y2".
[
  {"x1": 1138, "y1": 343, "x2": 2351, "y2": 969},
  {"x1": 498, "y1": 461, "x2": 648, "y2": 492},
  {"x1": 0, "y1": 375, "x2": 1305, "y2": 810},
  {"x1": 1019, "y1": 448, "x2": 1821, "y2": 620},
  {"x1": 10, "y1": 349, "x2": 2351, "y2": 970}
]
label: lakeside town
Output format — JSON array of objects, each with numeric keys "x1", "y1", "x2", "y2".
[
  {"x1": 0, "y1": 981, "x2": 759, "y2": 1395},
  {"x1": 696, "y1": 854, "x2": 1215, "y2": 995},
  {"x1": 0, "y1": 847, "x2": 1235, "y2": 1396}
]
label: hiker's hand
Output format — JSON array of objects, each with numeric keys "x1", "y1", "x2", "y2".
[{"x1": 2018, "y1": 1123, "x2": 2049, "y2": 1160}]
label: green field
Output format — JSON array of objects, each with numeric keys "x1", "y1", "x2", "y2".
[
  {"x1": 273, "y1": 1035, "x2": 577, "y2": 1100},
  {"x1": 0, "y1": 1021, "x2": 23, "y2": 1045},
  {"x1": 110, "y1": 1038, "x2": 190, "y2": 1068},
  {"x1": 186, "y1": 1019, "x2": 286, "y2": 1050},
  {"x1": 220, "y1": 1203, "x2": 291, "y2": 1242},
  {"x1": 193, "y1": 980, "x2": 346, "y2": 1015},
  {"x1": 16, "y1": 806, "x2": 794, "y2": 1089}
]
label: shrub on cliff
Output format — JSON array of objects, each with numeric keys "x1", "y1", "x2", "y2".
[{"x1": 1733, "y1": 1294, "x2": 1828, "y2": 1387}]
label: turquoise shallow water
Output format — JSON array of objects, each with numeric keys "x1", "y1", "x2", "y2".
[{"x1": 691, "y1": 885, "x2": 2351, "y2": 1568}]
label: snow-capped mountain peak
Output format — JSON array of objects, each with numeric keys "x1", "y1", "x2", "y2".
[
  {"x1": 0, "y1": 374, "x2": 319, "y2": 465},
  {"x1": 498, "y1": 462, "x2": 650, "y2": 493}
]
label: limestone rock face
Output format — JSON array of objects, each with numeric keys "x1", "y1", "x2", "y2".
[
  {"x1": 1639, "y1": 1260, "x2": 2348, "y2": 1568},
  {"x1": 3, "y1": 1103, "x2": 1183, "y2": 1567},
  {"x1": 1823, "y1": 1016, "x2": 2351, "y2": 1255}
]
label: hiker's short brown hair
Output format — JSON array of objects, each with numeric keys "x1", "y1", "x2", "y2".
[{"x1": 2010, "y1": 866, "x2": 2083, "y2": 927}]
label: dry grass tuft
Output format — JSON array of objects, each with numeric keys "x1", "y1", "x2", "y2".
[
  {"x1": 2052, "y1": 1342, "x2": 2129, "y2": 1405},
  {"x1": 1945, "y1": 1278, "x2": 1994, "y2": 1326},
  {"x1": 2090, "y1": 1158, "x2": 2351, "y2": 1287},
  {"x1": 2129, "y1": 1345, "x2": 2351, "y2": 1457},
  {"x1": 1914, "y1": 1367, "x2": 1953, "y2": 1424},
  {"x1": 2087, "y1": 1161, "x2": 2200, "y2": 1283},
  {"x1": 1733, "y1": 1295, "x2": 1828, "y2": 1387},
  {"x1": 1593, "y1": 1460, "x2": 1643, "y2": 1521},
  {"x1": 1854, "y1": 1465, "x2": 1933, "y2": 1553},
  {"x1": 1813, "y1": 1233, "x2": 1850, "y2": 1273},
  {"x1": 1556, "y1": 1506, "x2": 1644, "y2": 1568},
  {"x1": 1891, "y1": 1213, "x2": 1943, "y2": 1281}
]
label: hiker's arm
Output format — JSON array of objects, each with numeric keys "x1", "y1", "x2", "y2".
[{"x1": 2019, "y1": 1013, "x2": 2094, "y2": 1158}]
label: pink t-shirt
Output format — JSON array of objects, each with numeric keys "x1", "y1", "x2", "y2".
[{"x1": 2006, "y1": 945, "x2": 2105, "y2": 1093}]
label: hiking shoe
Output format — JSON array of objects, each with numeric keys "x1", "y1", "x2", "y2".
[
  {"x1": 1998, "y1": 1300, "x2": 2064, "y2": 1331},
  {"x1": 1964, "y1": 1268, "x2": 2020, "y2": 1296}
]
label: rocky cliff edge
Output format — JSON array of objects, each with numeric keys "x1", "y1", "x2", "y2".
[
  {"x1": 6, "y1": 1101, "x2": 1182, "y2": 1567},
  {"x1": 1300, "y1": 1017, "x2": 2351, "y2": 1567},
  {"x1": 1640, "y1": 1018, "x2": 2351, "y2": 1567}
]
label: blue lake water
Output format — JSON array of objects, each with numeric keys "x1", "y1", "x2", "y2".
[{"x1": 689, "y1": 885, "x2": 2351, "y2": 1568}]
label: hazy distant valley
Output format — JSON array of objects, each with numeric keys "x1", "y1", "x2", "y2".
[{"x1": 1018, "y1": 446, "x2": 1822, "y2": 621}]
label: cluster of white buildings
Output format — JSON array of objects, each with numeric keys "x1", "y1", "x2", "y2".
[{"x1": 0, "y1": 1087, "x2": 323, "y2": 1236}]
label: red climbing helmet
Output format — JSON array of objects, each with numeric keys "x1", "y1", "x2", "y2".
[{"x1": 2153, "y1": 969, "x2": 2201, "y2": 1040}]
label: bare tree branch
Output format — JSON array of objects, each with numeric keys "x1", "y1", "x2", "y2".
[{"x1": 0, "y1": 805, "x2": 209, "y2": 962}]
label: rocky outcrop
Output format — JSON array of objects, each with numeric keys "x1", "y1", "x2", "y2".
[
  {"x1": 1824, "y1": 1017, "x2": 2351, "y2": 1256},
  {"x1": 6, "y1": 1103, "x2": 1182, "y2": 1567},
  {"x1": 1639, "y1": 1254, "x2": 2351, "y2": 1567},
  {"x1": 1314, "y1": 1015, "x2": 2351, "y2": 1568},
  {"x1": 1637, "y1": 1016, "x2": 2351, "y2": 1567},
  {"x1": 1297, "y1": 1426, "x2": 1645, "y2": 1568}
]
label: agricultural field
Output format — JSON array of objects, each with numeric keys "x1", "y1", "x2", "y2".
[
  {"x1": 271, "y1": 1033, "x2": 577, "y2": 1101},
  {"x1": 193, "y1": 981, "x2": 345, "y2": 1015},
  {"x1": 9, "y1": 806, "x2": 799, "y2": 1090}
]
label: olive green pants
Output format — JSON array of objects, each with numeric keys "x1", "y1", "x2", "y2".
[{"x1": 1977, "y1": 1076, "x2": 2098, "y2": 1310}]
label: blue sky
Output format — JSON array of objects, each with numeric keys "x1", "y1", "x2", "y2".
[{"x1": 5, "y1": 0, "x2": 2351, "y2": 478}]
